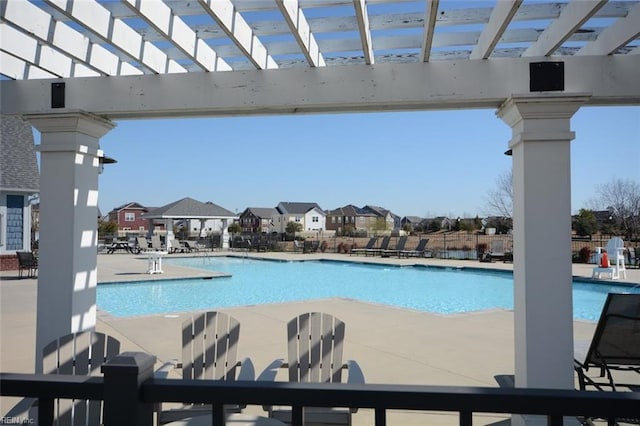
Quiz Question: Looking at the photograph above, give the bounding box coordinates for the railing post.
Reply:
[101,351,156,426]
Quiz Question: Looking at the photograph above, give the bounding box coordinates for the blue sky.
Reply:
[56,105,636,219]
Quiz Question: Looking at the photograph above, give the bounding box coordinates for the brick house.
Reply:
[239,207,278,234]
[106,202,151,235]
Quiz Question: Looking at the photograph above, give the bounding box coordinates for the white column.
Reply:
[26,112,115,372]
[222,219,230,249]
[497,94,588,426]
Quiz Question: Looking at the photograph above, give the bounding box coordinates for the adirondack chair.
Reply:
[156,311,256,425]
[33,331,121,425]
[258,312,365,426]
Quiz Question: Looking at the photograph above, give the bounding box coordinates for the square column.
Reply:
[26,112,115,372]
[497,94,588,424]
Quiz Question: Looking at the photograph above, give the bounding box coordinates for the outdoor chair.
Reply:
[16,251,38,278]
[481,240,509,262]
[366,236,390,257]
[381,236,408,258]
[401,238,430,258]
[350,237,377,256]
[258,312,365,426]
[574,293,640,424]
[17,331,121,425]
[156,311,256,425]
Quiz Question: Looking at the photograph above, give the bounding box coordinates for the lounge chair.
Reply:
[350,237,377,256]
[481,240,508,262]
[156,311,256,425]
[574,293,640,424]
[19,331,121,425]
[169,239,187,254]
[151,235,164,251]
[401,238,430,258]
[258,312,365,426]
[16,251,38,278]
[135,236,150,253]
[381,235,408,257]
[366,236,390,257]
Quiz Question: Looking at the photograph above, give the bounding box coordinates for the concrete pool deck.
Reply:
[2,251,639,424]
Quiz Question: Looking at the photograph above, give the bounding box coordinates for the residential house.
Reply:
[363,205,399,231]
[325,204,377,236]
[401,216,425,232]
[421,216,453,232]
[274,202,326,233]
[107,202,151,235]
[239,207,278,234]
[0,115,39,270]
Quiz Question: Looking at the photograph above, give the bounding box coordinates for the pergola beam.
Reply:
[470,0,522,60]
[353,0,374,65]
[41,0,186,74]
[420,0,439,62]
[197,0,277,70]
[276,0,326,67]
[523,0,607,57]
[3,55,639,119]
[122,0,231,72]
[576,3,640,56]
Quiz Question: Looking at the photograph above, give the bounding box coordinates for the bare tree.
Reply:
[593,178,640,236]
[484,169,513,219]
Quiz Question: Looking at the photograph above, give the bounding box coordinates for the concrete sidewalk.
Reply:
[1,251,638,424]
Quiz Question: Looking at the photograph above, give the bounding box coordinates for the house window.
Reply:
[124,212,135,221]
[312,216,318,223]
[295,216,301,222]
[139,226,145,231]
[331,217,336,224]
[122,227,131,231]
[6,195,24,251]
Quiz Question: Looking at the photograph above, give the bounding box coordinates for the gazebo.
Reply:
[1,2,639,423]
[141,197,238,249]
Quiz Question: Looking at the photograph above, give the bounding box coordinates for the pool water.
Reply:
[96,257,640,320]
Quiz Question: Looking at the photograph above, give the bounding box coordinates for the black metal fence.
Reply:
[2,352,639,426]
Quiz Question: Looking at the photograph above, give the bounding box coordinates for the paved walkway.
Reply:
[1,251,639,424]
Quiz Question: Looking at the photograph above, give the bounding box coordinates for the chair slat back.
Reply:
[584,293,640,367]
[288,312,345,383]
[395,236,408,251]
[182,311,240,381]
[491,240,505,254]
[414,239,428,252]
[42,332,120,426]
[378,237,390,250]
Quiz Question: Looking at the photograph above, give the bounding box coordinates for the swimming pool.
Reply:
[96,257,640,320]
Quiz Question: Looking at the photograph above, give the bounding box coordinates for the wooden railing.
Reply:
[1,352,639,426]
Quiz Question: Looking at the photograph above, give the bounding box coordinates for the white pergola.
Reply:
[1,1,639,422]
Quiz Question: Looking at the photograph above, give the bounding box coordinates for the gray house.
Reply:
[0,115,39,269]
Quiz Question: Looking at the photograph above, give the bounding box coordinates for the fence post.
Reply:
[101,351,156,426]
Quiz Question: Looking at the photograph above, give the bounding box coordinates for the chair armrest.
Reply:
[154,359,178,379]
[237,357,255,381]
[344,360,365,384]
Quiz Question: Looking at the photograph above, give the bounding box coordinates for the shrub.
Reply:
[577,246,592,264]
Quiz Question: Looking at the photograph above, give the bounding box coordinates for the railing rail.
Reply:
[2,352,639,426]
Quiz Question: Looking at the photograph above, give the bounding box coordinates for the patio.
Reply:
[2,252,638,424]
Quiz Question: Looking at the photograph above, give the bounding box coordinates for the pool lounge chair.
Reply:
[135,236,150,254]
[574,293,640,424]
[481,240,509,262]
[366,236,390,257]
[258,312,365,426]
[350,237,377,256]
[401,238,430,258]
[156,311,257,425]
[381,235,408,258]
